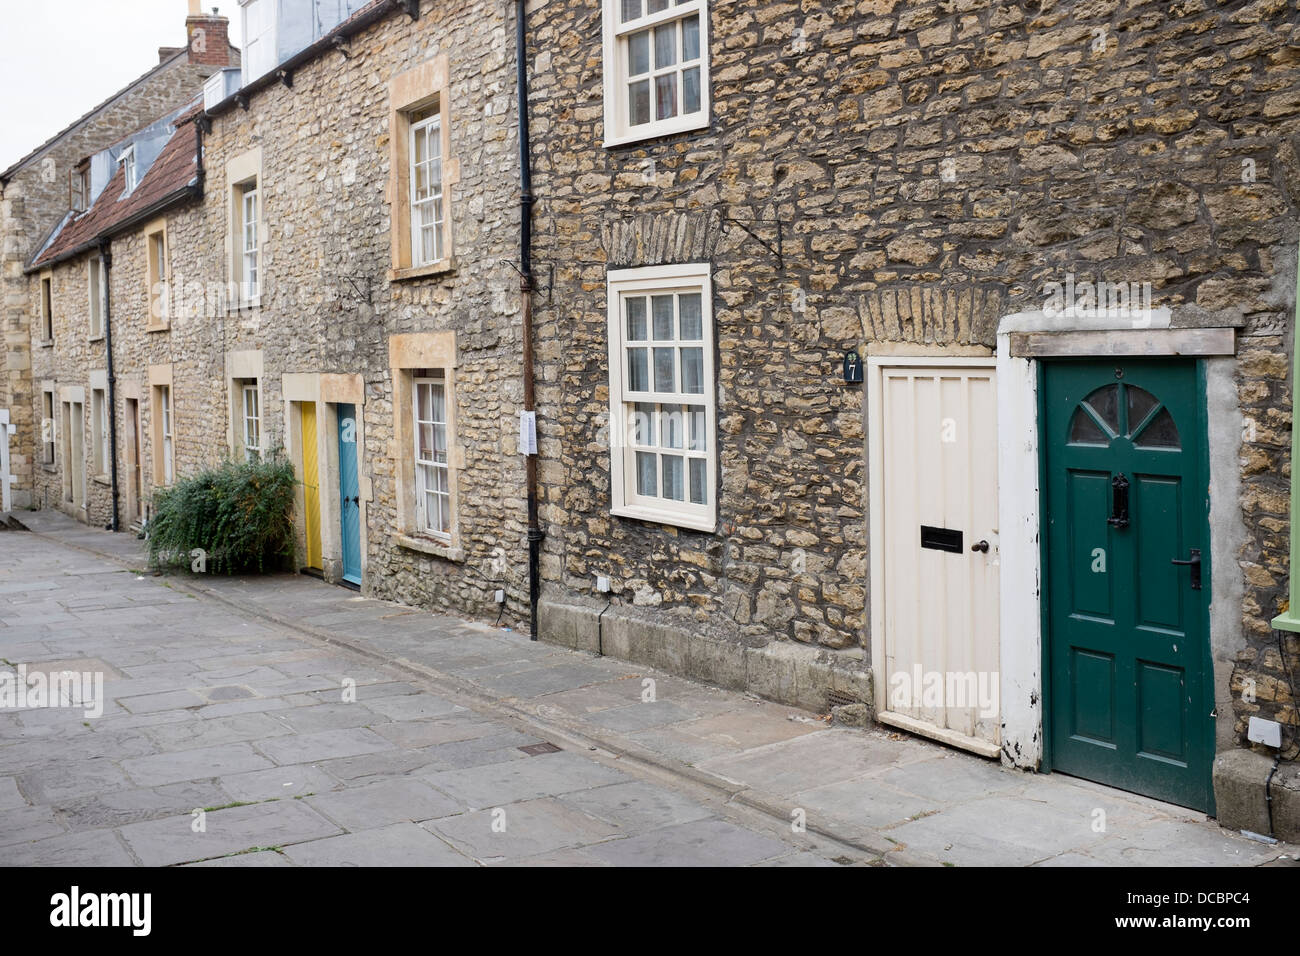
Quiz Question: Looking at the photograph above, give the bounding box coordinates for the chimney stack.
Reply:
[186,2,232,67]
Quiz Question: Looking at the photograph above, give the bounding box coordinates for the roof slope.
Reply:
[29,108,201,270]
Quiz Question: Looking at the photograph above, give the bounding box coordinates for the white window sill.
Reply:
[146,322,170,333]
[92,474,111,486]
[396,533,463,562]
[228,298,261,314]
[604,114,710,149]
[612,504,716,533]
[89,334,105,344]
[38,339,53,348]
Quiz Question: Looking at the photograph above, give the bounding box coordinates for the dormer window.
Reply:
[120,146,138,194]
[70,164,89,212]
[241,0,277,83]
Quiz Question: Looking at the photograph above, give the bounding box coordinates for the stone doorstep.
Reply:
[1212,750,1300,845]
[538,598,873,716]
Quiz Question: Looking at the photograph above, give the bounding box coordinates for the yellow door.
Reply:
[300,402,322,570]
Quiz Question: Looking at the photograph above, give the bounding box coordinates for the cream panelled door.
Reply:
[869,360,1001,757]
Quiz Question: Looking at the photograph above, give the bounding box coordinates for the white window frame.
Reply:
[241,0,278,84]
[88,256,104,339]
[159,385,174,485]
[412,374,451,538]
[606,262,716,531]
[602,0,710,147]
[42,391,56,465]
[241,184,260,302]
[120,145,137,194]
[408,109,445,267]
[241,383,261,460]
[91,388,108,477]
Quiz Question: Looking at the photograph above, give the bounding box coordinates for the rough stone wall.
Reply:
[528,0,1300,749]
[3,51,233,508]
[45,1,527,628]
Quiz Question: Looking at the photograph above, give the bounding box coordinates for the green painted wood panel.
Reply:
[1043,359,1213,811]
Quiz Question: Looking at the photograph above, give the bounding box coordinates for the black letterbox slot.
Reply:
[920,525,963,554]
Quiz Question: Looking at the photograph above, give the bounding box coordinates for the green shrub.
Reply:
[148,457,297,574]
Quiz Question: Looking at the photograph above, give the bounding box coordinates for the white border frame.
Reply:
[601,0,711,148]
[607,262,717,532]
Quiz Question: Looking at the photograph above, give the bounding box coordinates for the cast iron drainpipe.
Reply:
[100,242,120,532]
[516,0,544,640]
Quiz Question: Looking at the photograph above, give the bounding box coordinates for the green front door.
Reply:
[1043,358,1214,812]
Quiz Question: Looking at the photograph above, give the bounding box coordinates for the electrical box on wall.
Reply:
[1248,716,1282,748]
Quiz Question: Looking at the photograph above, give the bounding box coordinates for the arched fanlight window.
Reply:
[1068,383,1180,449]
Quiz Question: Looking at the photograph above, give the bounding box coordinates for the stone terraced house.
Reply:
[1,4,237,514]
[525,0,1300,826]
[10,0,1300,833]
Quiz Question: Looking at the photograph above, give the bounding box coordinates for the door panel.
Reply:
[300,402,322,571]
[1043,359,1212,811]
[876,364,1000,754]
[337,403,361,585]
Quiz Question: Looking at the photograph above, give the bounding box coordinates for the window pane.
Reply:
[683,66,701,114]
[662,407,683,448]
[654,24,677,69]
[681,347,703,394]
[417,383,432,421]
[678,292,702,338]
[621,0,640,22]
[647,0,670,14]
[655,72,677,121]
[682,13,700,59]
[419,423,435,458]
[661,455,684,501]
[636,451,657,496]
[633,402,655,445]
[653,347,675,392]
[629,79,651,126]
[651,295,674,339]
[689,458,707,505]
[625,296,647,340]
[628,30,650,75]
[628,348,649,391]
[687,406,707,450]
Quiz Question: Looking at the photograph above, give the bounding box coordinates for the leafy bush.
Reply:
[148,457,297,574]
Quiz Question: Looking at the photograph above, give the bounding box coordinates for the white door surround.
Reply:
[994,309,1238,770]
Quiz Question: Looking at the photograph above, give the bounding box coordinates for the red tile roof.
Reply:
[30,106,202,270]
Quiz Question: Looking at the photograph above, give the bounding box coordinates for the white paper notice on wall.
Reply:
[519,410,537,456]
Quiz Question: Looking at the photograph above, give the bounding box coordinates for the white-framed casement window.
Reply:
[155,384,174,486]
[606,263,716,530]
[409,106,445,267]
[91,388,108,477]
[413,372,451,537]
[241,0,277,84]
[88,256,104,339]
[602,0,709,147]
[241,185,259,300]
[120,145,137,194]
[145,221,169,329]
[241,383,261,460]
[42,390,56,465]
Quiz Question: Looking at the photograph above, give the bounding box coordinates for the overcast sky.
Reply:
[0,1,240,171]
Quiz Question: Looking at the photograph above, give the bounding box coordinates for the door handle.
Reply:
[1107,473,1130,529]
[1171,548,1202,590]
[970,540,989,553]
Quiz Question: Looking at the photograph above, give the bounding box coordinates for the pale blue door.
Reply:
[337,403,362,585]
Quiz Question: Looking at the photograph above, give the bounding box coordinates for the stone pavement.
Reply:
[3,510,1297,867]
